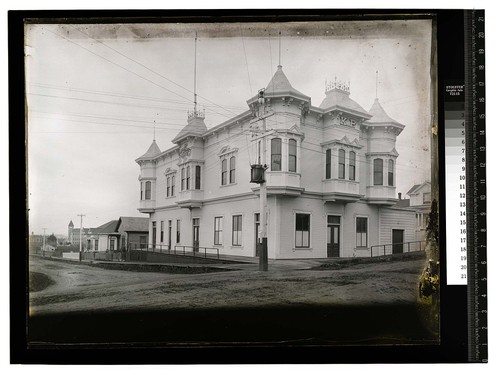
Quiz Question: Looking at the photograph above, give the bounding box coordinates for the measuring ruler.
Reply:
[464,9,487,363]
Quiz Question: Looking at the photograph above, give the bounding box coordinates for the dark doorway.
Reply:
[193,218,200,252]
[392,229,404,254]
[327,215,341,258]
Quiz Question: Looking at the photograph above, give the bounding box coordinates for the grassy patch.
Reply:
[29,272,55,292]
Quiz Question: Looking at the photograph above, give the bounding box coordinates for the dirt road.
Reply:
[29,255,426,314]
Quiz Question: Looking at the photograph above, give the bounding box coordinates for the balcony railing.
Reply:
[138,199,155,212]
[365,185,396,200]
[128,242,220,259]
[323,178,360,196]
[370,240,425,257]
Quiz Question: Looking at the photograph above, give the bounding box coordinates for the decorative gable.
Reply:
[218,145,239,158]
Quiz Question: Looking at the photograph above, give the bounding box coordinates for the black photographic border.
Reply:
[10,8,470,364]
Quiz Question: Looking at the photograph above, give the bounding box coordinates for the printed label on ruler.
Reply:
[445,83,467,285]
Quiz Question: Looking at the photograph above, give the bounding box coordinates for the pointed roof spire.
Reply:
[136,139,161,162]
[172,32,208,144]
[68,220,74,227]
[366,98,404,128]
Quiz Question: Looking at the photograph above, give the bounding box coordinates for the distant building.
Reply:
[407,182,432,241]
[86,220,120,252]
[116,216,149,250]
[135,65,421,259]
[74,217,150,252]
[29,232,44,253]
[67,220,91,248]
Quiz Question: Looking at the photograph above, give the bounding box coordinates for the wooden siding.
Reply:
[379,208,417,251]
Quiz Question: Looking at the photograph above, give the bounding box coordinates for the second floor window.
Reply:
[221,159,227,185]
[388,159,394,186]
[166,176,171,197]
[140,182,144,200]
[374,158,383,185]
[289,139,297,172]
[271,138,282,171]
[181,168,185,191]
[338,149,345,179]
[229,156,236,184]
[195,165,201,189]
[186,166,191,190]
[145,181,152,200]
[326,149,331,179]
[171,176,175,196]
[349,151,356,181]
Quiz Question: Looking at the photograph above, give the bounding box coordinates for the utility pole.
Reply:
[259,120,268,272]
[250,88,274,271]
[77,214,85,262]
[42,228,47,255]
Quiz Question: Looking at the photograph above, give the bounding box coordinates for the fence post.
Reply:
[408,242,410,253]
[383,245,386,256]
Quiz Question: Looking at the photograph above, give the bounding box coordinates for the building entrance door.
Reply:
[193,218,200,252]
[255,213,261,257]
[392,229,404,254]
[327,215,341,258]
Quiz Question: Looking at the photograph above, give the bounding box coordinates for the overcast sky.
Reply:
[25,19,433,236]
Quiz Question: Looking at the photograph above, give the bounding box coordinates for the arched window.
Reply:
[195,165,201,190]
[145,181,152,200]
[289,139,297,172]
[229,156,236,183]
[388,159,394,186]
[338,149,345,179]
[325,149,331,179]
[271,138,282,171]
[374,158,383,185]
[186,166,191,190]
[221,159,227,185]
[181,168,185,191]
[166,176,171,197]
[349,151,356,181]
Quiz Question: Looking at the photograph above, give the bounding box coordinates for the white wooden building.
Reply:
[135,65,419,259]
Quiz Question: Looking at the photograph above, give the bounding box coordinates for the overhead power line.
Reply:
[41,26,236,121]
[67,25,241,118]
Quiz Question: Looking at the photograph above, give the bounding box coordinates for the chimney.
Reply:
[398,192,402,200]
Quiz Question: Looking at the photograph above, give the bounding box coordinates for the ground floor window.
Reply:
[140,235,147,249]
[214,217,223,245]
[110,238,115,251]
[94,239,99,251]
[356,217,368,247]
[176,219,181,243]
[232,215,242,246]
[295,213,310,248]
[160,221,164,242]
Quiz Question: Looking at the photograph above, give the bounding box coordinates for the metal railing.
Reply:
[370,240,425,257]
[127,242,220,259]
